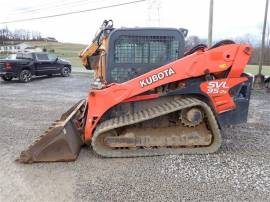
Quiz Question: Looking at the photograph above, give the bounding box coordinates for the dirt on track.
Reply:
[0,76,270,202]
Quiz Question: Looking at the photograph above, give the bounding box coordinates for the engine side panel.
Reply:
[165,76,253,128]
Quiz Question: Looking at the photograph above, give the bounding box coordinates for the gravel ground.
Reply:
[0,75,270,202]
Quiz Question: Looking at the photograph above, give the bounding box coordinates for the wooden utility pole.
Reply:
[259,0,269,75]
[208,0,214,47]
[254,0,269,89]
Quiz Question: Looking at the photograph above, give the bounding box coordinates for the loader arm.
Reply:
[79,42,100,69]
[79,20,113,69]
[84,44,252,142]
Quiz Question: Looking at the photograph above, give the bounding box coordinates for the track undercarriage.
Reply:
[92,97,221,157]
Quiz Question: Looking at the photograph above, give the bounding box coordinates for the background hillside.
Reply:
[0,41,86,67]
[29,41,86,67]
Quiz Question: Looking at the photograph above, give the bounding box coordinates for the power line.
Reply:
[6,0,125,16]
[9,0,101,15]
[0,0,146,25]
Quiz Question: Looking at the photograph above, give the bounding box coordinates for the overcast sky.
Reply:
[0,0,268,44]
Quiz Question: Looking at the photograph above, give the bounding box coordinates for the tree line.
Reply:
[0,27,42,44]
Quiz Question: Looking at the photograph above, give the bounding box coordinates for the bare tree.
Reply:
[185,36,207,51]
[0,26,43,43]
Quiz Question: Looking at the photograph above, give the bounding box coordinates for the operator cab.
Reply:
[85,21,187,83]
[107,28,187,83]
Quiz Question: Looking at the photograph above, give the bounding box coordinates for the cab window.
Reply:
[16,53,33,60]
[114,35,180,64]
[36,53,49,61]
[48,54,57,61]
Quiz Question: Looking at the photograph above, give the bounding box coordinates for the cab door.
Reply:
[35,53,58,75]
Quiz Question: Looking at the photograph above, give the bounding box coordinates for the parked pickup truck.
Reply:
[0,52,72,82]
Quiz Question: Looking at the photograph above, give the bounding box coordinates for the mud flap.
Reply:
[17,100,86,163]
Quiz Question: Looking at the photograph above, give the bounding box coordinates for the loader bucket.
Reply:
[17,100,87,163]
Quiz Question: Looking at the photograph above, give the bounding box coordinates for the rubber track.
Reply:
[92,97,222,157]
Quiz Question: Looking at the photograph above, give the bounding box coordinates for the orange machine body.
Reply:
[84,44,252,143]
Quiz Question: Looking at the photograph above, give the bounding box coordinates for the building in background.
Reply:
[0,42,42,53]
[43,37,58,42]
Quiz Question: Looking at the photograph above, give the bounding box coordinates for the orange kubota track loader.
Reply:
[17,20,253,163]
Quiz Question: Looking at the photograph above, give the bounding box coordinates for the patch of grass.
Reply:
[245,65,270,75]
[72,71,94,77]
[0,53,9,59]
[29,41,86,67]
